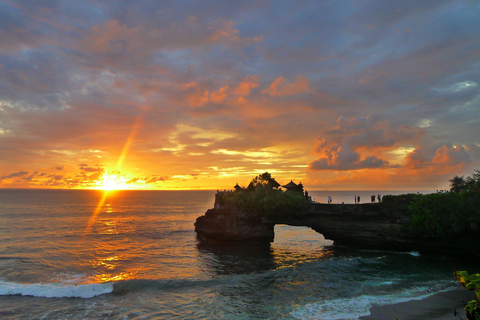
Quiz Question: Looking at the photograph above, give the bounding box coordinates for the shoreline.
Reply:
[360,286,476,320]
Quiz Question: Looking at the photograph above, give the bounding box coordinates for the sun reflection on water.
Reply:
[91,271,138,283]
[85,245,141,283]
[81,191,143,284]
[271,225,334,269]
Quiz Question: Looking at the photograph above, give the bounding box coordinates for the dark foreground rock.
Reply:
[194,208,274,244]
[195,202,480,258]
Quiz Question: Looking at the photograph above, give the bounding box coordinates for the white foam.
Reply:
[53,272,89,284]
[0,280,113,298]
[290,296,374,320]
[290,287,445,320]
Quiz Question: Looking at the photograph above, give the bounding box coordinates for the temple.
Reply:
[215,178,312,209]
[281,180,304,193]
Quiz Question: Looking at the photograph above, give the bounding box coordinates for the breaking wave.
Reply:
[0,280,114,298]
[0,277,222,299]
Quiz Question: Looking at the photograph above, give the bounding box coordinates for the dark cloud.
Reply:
[146,176,170,183]
[1,171,28,180]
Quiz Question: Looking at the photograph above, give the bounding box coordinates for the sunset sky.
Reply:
[1,0,479,191]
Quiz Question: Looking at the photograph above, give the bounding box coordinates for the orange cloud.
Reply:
[309,115,421,171]
[233,75,259,103]
[306,113,479,189]
[262,75,309,96]
[432,145,470,166]
[210,86,229,103]
[185,86,229,107]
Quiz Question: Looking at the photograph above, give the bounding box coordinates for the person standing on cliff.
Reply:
[354,195,357,204]
[357,195,360,203]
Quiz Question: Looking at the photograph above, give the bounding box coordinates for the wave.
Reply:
[0,277,222,299]
[0,280,113,298]
[289,281,456,320]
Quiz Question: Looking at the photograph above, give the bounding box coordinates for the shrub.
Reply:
[407,191,480,237]
[454,271,480,320]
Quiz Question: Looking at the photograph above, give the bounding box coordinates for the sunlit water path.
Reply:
[0,189,473,319]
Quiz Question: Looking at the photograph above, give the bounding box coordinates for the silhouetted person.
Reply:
[354,195,357,204]
[357,195,360,203]
[377,194,381,202]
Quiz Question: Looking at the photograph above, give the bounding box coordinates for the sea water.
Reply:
[0,189,474,319]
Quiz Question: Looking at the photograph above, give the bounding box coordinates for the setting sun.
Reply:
[94,173,129,191]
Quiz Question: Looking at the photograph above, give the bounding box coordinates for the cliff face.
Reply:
[275,203,480,256]
[195,202,480,258]
[194,208,274,244]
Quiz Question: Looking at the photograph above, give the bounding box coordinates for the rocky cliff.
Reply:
[195,208,274,244]
[195,202,480,258]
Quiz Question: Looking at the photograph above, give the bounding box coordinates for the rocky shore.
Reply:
[194,201,480,258]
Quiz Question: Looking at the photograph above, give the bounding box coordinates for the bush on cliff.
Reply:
[380,170,480,237]
[406,191,480,237]
[218,173,308,219]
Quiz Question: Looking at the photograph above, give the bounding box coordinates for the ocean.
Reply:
[0,189,474,319]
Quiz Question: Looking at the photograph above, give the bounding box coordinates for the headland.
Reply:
[195,173,480,258]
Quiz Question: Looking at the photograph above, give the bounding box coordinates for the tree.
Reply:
[450,170,480,192]
[470,169,480,191]
[450,175,466,193]
[247,172,279,190]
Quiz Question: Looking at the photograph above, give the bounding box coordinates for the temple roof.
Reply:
[270,178,281,188]
[282,180,298,188]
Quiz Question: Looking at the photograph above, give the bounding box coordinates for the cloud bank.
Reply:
[0,0,479,190]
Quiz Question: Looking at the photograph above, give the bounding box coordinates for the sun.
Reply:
[95,173,129,191]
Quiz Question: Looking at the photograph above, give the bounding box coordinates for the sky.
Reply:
[0,0,479,191]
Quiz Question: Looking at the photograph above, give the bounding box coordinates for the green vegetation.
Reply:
[217,172,308,219]
[450,170,480,193]
[406,169,480,237]
[407,191,480,237]
[454,271,480,320]
[381,170,480,237]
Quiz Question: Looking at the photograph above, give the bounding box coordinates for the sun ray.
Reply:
[85,112,145,234]
[114,112,144,173]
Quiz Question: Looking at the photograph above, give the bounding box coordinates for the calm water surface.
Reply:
[0,189,473,319]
